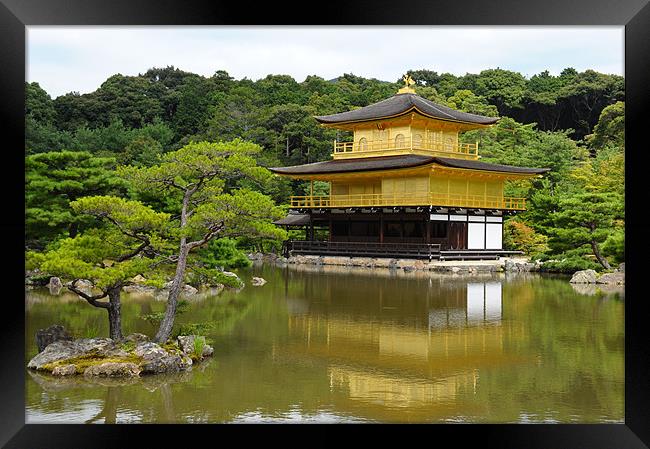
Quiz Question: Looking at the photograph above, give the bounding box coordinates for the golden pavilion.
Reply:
[270,77,550,260]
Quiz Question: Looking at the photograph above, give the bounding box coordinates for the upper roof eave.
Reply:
[313,93,499,127]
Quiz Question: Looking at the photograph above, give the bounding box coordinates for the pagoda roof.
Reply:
[273,213,311,226]
[269,155,550,176]
[314,93,499,126]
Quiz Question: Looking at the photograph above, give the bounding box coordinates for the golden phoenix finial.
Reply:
[398,74,416,94]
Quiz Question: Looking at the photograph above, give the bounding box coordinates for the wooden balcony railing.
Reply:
[289,193,526,210]
[333,137,479,159]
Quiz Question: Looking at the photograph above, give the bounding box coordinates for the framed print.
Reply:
[2,0,649,446]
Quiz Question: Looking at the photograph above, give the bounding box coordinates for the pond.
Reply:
[25,264,624,423]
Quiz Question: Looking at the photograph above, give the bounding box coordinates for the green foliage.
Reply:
[569,146,624,195]
[539,255,602,274]
[119,139,271,194]
[602,228,625,264]
[30,66,624,158]
[197,238,252,270]
[26,82,56,124]
[551,193,623,248]
[29,196,171,292]
[25,151,127,248]
[30,229,156,290]
[191,336,207,361]
[503,218,549,257]
[446,90,499,117]
[71,196,171,235]
[297,180,330,197]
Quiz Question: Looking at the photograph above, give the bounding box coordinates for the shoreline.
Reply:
[249,253,539,274]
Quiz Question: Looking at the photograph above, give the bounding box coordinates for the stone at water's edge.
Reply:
[569,269,625,285]
[251,277,267,286]
[504,258,537,273]
[51,364,76,376]
[617,263,625,273]
[570,269,599,284]
[36,324,73,353]
[47,276,62,290]
[596,272,625,285]
[28,338,115,370]
[133,341,192,374]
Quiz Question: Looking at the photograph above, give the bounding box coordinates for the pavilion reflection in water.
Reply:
[281,277,524,420]
[428,281,502,328]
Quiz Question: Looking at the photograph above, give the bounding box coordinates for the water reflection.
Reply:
[26,265,624,423]
[279,276,520,419]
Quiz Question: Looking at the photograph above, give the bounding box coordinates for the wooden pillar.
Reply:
[347,215,351,242]
[379,212,384,244]
[425,213,431,243]
[328,216,332,242]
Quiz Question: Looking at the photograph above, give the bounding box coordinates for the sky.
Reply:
[27,26,624,99]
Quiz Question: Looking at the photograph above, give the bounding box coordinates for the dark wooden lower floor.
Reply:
[282,240,523,260]
[277,209,511,258]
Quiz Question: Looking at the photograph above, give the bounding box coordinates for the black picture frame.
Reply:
[2,0,648,446]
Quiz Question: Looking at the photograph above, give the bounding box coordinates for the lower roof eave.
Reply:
[289,206,523,213]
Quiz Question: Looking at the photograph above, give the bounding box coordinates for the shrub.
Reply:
[503,218,549,257]
[197,238,251,270]
[192,336,206,360]
[538,255,602,274]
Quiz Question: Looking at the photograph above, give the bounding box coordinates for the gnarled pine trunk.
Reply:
[154,241,190,343]
[591,239,611,270]
[107,286,123,341]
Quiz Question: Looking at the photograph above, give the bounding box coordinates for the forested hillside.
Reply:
[26,66,625,272]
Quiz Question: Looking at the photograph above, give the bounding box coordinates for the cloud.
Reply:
[27,26,624,98]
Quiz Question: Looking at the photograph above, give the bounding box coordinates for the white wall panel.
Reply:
[485,223,503,249]
[468,223,485,249]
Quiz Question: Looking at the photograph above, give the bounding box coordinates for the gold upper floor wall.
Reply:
[291,166,528,210]
[331,113,485,160]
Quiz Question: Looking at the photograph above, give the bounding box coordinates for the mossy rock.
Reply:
[42,352,143,375]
